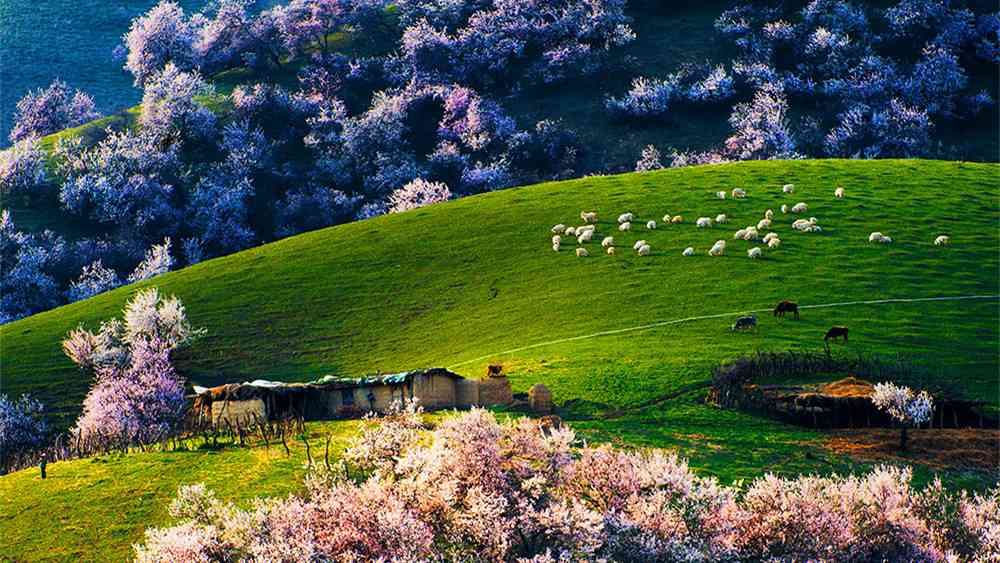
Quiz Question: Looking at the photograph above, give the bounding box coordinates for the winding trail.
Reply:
[447,294,1000,369]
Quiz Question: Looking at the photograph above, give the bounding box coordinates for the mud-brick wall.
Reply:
[479,376,513,406]
[456,379,481,408]
[212,399,266,425]
[413,374,457,409]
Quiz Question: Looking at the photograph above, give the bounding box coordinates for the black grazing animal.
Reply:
[731,314,758,332]
[824,326,849,343]
[773,300,800,319]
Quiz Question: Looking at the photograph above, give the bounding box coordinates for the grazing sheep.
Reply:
[601,236,615,248]
[565,226,576,236]
[552,235,561,245]
[551,224,566,234]
[633,240,648,251]
[934,235,950,246]
[671,215,683,224]
[733,228,748,240]
[552,243,561,252]
[747,247,762,259]
[580,211,598,224]
[646,220,657,230]
[783,184,795,193]
[576,224,595,234]
[682,247,695,256]
[781,204,789,214]
[731,314,757,332]
[619,222,632,232]
[576,247,589,257]
[767,237,781,249]
[709,240,726,256]
[793,218,820,233]
[834,187,845,199]
[577,230,593,244]
[791,202,808,213]
[618,213,633,224]
[606,246,617,256]
[662,214,673,223]
[732,188,747,199]
[868,232,892,244]
[757,218,772,230]
[637,244,651,256]
[716,191,727,200]
[739,227,760,241]
[765,209,774,220]
[762,232,779,243]
[696,217,713,228]
[715,214,727,224]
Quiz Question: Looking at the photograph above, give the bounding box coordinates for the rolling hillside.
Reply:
[3,159,998,428]
[2,158,998,561]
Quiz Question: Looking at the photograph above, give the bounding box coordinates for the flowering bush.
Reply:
[275,184,361,237]
[0,210,65,323]
[871,382,934,451]
[139,64,216,142]
[0,394,48,464]
[67,260,121,303]
[825,100,932,158]
[122,1,201,86]
[9,80,99,143]
[135,407,1000,561]
[634,145,664,172]
[66,288,202,444]
[388,178,451,213]
[128,238,175,283]
[606,76,679,120]
[0,137,47,198]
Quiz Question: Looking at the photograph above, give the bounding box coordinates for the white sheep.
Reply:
[565,226,576,236]
[580,211,598,224]
[617,212,633,224]
[696,217,713,228]
[762,232,779,243]
[716,191,727,200]
[747,247,762,259]
[671,215,683,224]
[792,218,820,232]
[576,224,595,233]
[868,232,892,244]
[767,237,781,249]
[646,220,657,230]
[552,243,561,252]
[662,214,673,223]
[715,214,728,224]
[552,235,561,245]
[781,204,789,214]
[551,224,566,234]
[733,228,748,240]
[606,246,617,256]
[834,187,845,199]
[934,235,950,246]
[682,247,695,256]
[576,247,589,257]
[765,209,774,220]
[577,230,594,244]
[637,244,651,256]
[709,240,726,256]
[782,184,795,193]
[619,222,632,232]
[757,218,772,230]
[791,202,808,214]
[740,226,760,241]
[601,236,615,249]
[633,240,648,251]
[732,188,747,199]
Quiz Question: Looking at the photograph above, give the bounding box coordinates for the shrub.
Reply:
[388,178,451,213]
[188,175,256,257]
[824,100,932,158]
[606,76,679,119]
[128,238,175,283]
[67,260,121,303]
[135,407,1000,561]
[275,184,361,237]
[635,145,664,172]
[139,63,216,142]
[0,394,48,464]
[0,137,47,198]
[0,211,65,323]
[9,80,99,142]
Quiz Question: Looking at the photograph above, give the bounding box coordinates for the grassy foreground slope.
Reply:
[3,159,998,428]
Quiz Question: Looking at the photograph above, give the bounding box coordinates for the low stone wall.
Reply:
[211,398,266,425]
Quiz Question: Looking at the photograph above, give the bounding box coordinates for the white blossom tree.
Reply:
[871,382,934,451]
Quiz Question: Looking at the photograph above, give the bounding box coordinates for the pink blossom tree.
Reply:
[9,80,99,142]
[387,178,451,213]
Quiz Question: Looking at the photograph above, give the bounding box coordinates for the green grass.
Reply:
[2,159,998,561]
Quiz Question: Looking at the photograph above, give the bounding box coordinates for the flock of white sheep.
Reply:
[549,183,952,260]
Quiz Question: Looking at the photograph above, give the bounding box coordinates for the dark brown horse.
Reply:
[824,326,849,343]
[773,300,799,319]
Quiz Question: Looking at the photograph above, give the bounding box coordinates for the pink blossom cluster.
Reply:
[136,406,999,561]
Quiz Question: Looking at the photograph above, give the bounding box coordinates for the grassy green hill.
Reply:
[2,158,998,562]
